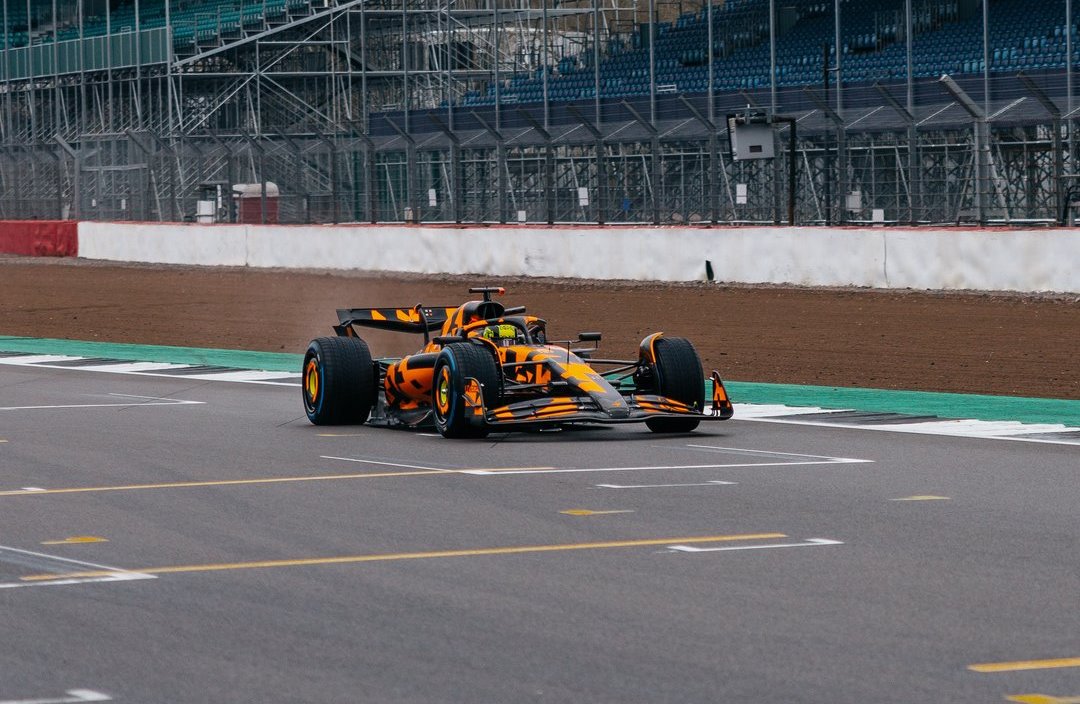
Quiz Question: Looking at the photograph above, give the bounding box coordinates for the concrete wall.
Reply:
[76,222,1080,293]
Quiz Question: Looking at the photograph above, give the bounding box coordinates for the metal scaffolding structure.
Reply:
[0,0,1077,225]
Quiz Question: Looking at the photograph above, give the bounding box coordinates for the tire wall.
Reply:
[0,220,78,257]
[73,222,1080,293]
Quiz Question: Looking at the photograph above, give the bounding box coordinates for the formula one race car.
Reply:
[302,287,733,438]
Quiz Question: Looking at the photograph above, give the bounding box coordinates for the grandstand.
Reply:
[0,0,1075,225]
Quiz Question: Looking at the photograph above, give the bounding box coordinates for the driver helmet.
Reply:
[481,323,522,347]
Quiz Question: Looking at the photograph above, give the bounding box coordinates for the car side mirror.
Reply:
[578,332,602,342]
[434,335,464,345]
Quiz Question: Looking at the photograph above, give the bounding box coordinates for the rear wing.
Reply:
[335,306,459,335]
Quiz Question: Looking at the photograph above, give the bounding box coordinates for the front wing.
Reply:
[458,371,735,429]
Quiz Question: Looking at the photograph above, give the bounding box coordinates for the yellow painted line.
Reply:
[970,658,1080,673]
[41,536,108,545]
[560,509,636,516]
[1007,695,1080,704]
[0,469,446,497]
[891,495,950,501]
[21,532,788,582]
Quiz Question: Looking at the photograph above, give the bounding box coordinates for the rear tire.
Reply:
[645,336,704,433]
[432,343,501,439]
[302,336,376,425]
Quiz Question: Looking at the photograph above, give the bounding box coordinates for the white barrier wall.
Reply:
[79,221,249,267]
[78,222,1080,293]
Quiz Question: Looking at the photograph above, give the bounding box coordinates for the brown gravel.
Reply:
[1,257,1077,399]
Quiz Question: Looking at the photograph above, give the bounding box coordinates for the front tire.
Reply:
[303,336,376,425]
[432,342,501,439]
[645,336,705,433]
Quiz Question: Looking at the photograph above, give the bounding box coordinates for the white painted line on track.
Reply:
[0,690,112,704]
[0,355,298,386]
[668,538,843,553]
[0,545,155,590]
[70,361,193,373]
[732,404,848,418]
[104,371,298,387]
[0,355,82,365]
[175,370,300,383]
[0,394,203,412]
[597,480,738,489]
[462,458,871,475]
[682,444,871,461]
[734,404,1080,446]
[319,456,454,472]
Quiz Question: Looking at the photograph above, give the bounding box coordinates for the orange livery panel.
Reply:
[384,353,437,407]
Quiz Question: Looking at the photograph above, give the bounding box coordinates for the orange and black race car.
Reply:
[302,287,734,438]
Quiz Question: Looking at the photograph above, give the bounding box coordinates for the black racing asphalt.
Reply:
[0,365,1077,703]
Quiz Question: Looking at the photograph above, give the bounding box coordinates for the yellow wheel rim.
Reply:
[436,367,450,415]
[305,359,319,403]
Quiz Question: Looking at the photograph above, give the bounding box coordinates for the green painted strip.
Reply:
[1,336,1077,428]
[715,380,1080,429]
[0,336,303,372]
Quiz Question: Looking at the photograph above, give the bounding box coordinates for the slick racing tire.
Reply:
[432,342,501,439]
[303,336,376,425]
[645,336,705,433]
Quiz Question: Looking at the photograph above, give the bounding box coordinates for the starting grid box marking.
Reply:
[0,546,155,590]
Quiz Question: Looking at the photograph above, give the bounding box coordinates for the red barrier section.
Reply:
[0,220,78,257]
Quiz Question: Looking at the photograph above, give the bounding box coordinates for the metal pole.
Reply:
[542,0,550,129]
[769,0,776,111]
[26,0,34,140]
[707,0,716,224]
[1068,0,1074,176]
[593,0,603,223]
[834,0,842,116]
[105,0,111,133]
[788,118,796,225]
[982,0,990,116]
[906,0,913,112]
[906,0,917,222]
[260,143,267,225]
[52,0,59,138]
[135,0,142,127]
[834,0,845,224]
[165,0,174,142]
[648,0,656,124]
[707,0,714,118]
[823,42,831,226]
[648,0,658,223]
[493,3,500,130]
[981,0,990,222]
[54,146,63,219]
[2,0,9,146]
[331,141,339,224]
[770,0,782,224]
[2,0,7,144]
[359,1,369,220]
